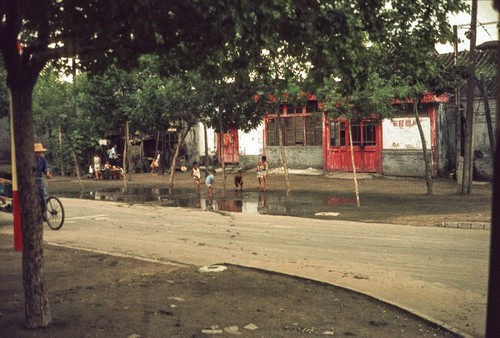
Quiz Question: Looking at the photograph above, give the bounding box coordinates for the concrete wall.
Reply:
[381,115,432,177]
[263,146,323,170]
[444,97,496,180]
[382,149,427,177]
[437,103,454,176]
[471,98,495,180]
[382,116,431,150]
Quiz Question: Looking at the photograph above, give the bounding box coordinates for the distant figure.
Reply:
[234,170,243,191]
[103,161,112,180]
[108,144,119,166]
[205,170,215,197]
[34,143,51,217]
[93,154,102,180]
[150,150,160,173]
[261,156,269,192]
[257,160,264,190]
[257,156,269,191]
[191,162,201,193]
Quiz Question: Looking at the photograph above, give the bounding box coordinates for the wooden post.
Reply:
[58,127,65,176]
[204,123,209,176]
[348,121,361,207]
[219,113,226,190]
[123,120,129,186]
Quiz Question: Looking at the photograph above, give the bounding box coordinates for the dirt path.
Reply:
[0,234,462,338]
[0,172,491,337]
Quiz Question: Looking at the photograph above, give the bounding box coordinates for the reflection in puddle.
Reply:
[58,187,355,219]
[324,197,358,205]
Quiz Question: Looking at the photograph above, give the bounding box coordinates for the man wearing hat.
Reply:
[34,143,51,217]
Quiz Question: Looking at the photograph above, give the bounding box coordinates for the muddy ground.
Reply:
[49,169,492,227]
[0,171,491,337]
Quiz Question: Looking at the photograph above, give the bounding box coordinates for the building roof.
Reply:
[436,46,497,97]
[477,40,500,50]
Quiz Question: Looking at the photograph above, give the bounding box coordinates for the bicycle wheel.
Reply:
[45,196,65,230]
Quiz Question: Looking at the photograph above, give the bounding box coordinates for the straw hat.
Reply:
[34,143,47,152]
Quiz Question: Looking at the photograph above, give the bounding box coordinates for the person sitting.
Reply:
[103,161,112,180]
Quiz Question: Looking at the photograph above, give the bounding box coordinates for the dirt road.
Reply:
[0,195,488,337]
[0,173,492,337]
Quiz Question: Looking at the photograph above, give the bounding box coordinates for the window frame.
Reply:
[265,101,322,147]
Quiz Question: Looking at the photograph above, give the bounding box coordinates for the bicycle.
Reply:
[43,195,65,230]
[0,179,65,230]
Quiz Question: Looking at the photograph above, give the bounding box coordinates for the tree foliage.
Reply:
[1,0,469,328]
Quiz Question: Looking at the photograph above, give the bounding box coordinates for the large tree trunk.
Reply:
[413,102,433,195]
[11,85,52,328]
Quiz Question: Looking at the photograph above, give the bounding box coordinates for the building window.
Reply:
[330,121,346,146]
[330,120,377,147]
[265,101,322,147]
[363,121,377,146]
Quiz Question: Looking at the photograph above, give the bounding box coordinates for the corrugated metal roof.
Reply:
[436,48,497,97]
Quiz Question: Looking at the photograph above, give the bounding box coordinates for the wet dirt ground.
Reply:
[46,169,492,227]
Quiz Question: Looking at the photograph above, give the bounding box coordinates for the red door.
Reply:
[217,128,240,164]
[324,118,382,173]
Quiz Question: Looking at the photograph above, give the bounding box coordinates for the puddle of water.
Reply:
[56,187,356,219]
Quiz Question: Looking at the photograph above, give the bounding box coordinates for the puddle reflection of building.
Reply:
[324,196,357,205]
[257,191,269,214]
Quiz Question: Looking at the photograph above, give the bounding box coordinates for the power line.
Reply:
[457,21,497,28]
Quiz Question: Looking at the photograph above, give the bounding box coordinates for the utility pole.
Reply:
[454,25,463,190]
[461,0,477,194]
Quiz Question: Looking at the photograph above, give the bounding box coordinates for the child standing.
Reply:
[191,162,201,193]
[234,170,244,191]
[257,160,264,190]
[261,156,269,192]
[205,170,216,197]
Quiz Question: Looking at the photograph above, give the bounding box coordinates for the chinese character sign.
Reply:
[383,118,431,150]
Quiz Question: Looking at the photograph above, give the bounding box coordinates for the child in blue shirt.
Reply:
[205,170,215,197]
